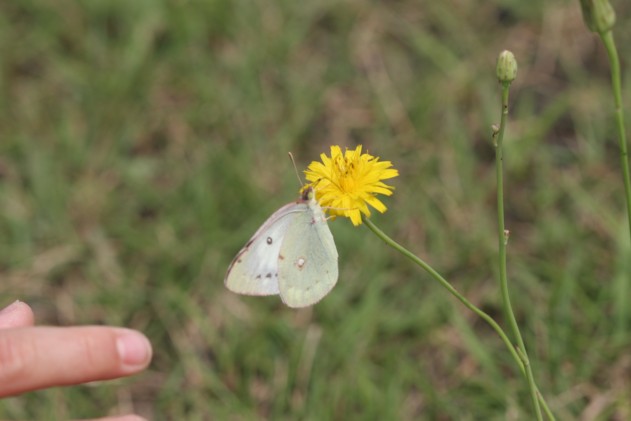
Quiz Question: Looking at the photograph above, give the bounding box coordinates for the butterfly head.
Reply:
[300,185,316,202]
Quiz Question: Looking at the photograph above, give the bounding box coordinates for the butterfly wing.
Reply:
[278,198,338,308]
[224,202,309,296]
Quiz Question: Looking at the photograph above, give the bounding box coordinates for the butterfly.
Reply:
[224,187,338,308]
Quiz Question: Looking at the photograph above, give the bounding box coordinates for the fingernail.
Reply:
[116,329,152,370]
[0,300,21,316]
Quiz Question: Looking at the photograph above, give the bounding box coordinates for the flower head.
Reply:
[304,145,398,226]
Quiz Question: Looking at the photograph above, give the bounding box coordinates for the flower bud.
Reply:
[496,50,517,84]
[579,0,616,34]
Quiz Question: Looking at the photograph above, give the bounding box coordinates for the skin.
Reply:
[0,300,152,421]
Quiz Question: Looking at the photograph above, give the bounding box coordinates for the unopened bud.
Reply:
[579,0,616,34]
[496,50,517,84]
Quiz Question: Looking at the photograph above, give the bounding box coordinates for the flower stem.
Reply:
[600,30,631,263]
[363,218,520,364]
[363,218,555,418]
[495,82,542,420]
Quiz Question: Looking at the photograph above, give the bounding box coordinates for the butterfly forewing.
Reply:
[224,202,309,296]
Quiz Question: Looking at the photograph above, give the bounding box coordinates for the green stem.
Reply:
[600,31,631,338]
[363,218,521,366]
[495,82,542,420]
[600,31,631,244]
[363,218,555,419]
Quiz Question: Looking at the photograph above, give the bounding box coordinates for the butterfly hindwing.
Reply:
[278,197,339,308]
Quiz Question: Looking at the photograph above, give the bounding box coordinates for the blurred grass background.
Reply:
[1,0,631,419]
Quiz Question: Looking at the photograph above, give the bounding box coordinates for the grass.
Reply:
[1,0,631,419]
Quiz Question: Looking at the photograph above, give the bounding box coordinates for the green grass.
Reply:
[1,0,631,419]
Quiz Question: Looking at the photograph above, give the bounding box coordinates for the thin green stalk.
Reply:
[495,82,542,420]
[363,218,555,419]
[600,30,631,250]
[363,218,520,366]
[600,16,631,349]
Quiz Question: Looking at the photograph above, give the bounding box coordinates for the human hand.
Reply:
[0,300,152,421]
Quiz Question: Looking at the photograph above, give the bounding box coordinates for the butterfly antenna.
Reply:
[288,152,304,187]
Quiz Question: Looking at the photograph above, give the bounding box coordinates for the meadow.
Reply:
[1,1,631,419]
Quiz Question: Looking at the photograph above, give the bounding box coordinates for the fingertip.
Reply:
[81,415,148,421]
[0,300,35,329]
[114,329,153,372]
[110,416,148,421]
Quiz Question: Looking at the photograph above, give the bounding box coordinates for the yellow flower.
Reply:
[304,145,398,226]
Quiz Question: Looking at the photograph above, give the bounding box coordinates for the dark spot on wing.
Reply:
[255,274,261,279]
[266,237,273,245]
[279,254,285,260]
[265,273,272,278]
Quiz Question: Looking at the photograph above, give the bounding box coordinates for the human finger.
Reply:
[0,326,152,397]
[0,301,35,329]
[78,415,147,421]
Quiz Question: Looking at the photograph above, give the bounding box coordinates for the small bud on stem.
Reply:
[496,50,518,84]
[579,0,616,34]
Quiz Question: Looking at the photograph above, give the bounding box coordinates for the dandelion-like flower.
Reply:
[305,145,398,226]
